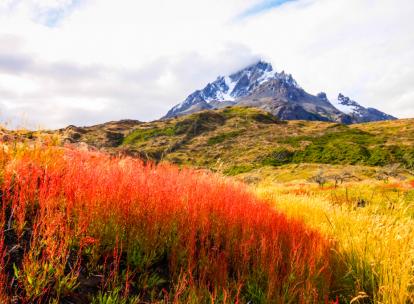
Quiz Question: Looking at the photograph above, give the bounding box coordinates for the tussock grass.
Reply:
[0,143,335,303]
[257,180,414,303]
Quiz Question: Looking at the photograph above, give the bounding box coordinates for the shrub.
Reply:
[367,146,392,166]
[0,144,335,303]
[402,148,414,169]
[293,142,370,165]
[261,147,294,166]
[207,131,243,145]
[224,164,255,175]
[284,127,414,168]
[123,127,176,145]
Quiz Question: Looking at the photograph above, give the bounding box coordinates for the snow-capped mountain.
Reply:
[164,61,279,118]
[164,61,396,123]
[331,93,396,123]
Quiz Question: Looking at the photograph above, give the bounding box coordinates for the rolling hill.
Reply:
[53,107,414,175]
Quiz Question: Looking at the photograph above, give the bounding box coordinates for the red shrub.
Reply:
[0,207,8,302]
[0,145,336,302]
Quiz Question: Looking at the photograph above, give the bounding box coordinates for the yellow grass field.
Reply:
[254,166,414,303]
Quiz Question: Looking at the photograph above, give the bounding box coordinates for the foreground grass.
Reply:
[0,143,336,303]
[257,179,414,303]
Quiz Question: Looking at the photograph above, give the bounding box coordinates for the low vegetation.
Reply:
[0,143,337,303]
[122,127,177,145]
[286,126,414,167]
[52,107,414,174]
[207,131,244,146]
[1,107,413,303]
[255,167,414,303]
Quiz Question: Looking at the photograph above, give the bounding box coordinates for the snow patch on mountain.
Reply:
[332,102,356,115]
[331,93,366,116]
[217,76,237,102]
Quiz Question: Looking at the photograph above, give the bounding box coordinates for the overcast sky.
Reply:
[0,0,413,129]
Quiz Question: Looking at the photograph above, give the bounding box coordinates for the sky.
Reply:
[0,0,413,129]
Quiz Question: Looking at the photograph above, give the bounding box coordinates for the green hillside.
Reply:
[56,107,414,175]
[1,107,414,303]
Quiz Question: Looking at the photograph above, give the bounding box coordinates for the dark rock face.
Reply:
[164,61,397,123]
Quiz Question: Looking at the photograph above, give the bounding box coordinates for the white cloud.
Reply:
[0,0,413,129]
[238,0,414,117]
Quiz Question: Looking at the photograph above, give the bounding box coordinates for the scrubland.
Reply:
[256,170,414,303]
[0,143,337,303]
[1,108,413,303]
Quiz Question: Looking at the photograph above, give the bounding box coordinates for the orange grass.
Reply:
[0,145,336,303]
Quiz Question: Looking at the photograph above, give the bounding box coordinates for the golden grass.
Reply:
[256,179,414,303]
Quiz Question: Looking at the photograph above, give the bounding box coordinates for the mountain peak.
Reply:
[332,93,397,122]
[164,63,396,124]
[337,93,355,104]
[317,92,328,101]
[252,60,273,72]
[335,93,360,112]
[237,60,273,71]
[164,60,280,118]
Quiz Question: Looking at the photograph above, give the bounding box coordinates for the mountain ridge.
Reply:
[164,61,396,123]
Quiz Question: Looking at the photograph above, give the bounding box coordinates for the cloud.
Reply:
[0,41,257,128]
[0,0,413,129]
[0,53,33,74]
[235,0,414,118]
[0,0,83,26]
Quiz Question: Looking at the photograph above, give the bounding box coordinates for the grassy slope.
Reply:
[256,174,414,303]
[0,144,335,303]
[62,110,414,303]
[55,107,414,175]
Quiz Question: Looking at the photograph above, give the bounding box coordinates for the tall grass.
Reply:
[257,181,414,303]
[0,143,335,303]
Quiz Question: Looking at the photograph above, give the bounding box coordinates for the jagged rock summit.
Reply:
[164,61,396,123]
[331,93,396,123]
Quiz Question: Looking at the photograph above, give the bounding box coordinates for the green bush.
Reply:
[221,106,257,119]
[207,131,243,145]
[224,164,255,176]
[251,113,279,124]
[293,141,370,165]
[367,147,391,166]
[123,127,176,145]
[402,148,414,169]
[262,148,294,166]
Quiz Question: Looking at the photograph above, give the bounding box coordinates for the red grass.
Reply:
[320,186,337,191]
[0,145,336,302]
[381,182,404,190]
